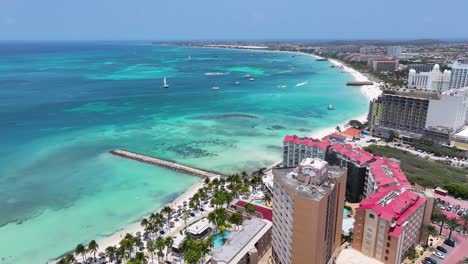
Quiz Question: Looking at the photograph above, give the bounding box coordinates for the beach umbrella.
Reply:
[98,252,105,258]
[178,205,182,209]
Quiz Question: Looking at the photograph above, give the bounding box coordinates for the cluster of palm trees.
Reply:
[56,169,271,264]
[57,240,98,264]
[431,207,464,239]
[178,235,214,264]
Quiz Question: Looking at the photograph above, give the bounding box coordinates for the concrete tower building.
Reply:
[272,158,347,264]
[449,61,468,89]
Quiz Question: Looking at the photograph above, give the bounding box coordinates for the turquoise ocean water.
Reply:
[0,43,368,263]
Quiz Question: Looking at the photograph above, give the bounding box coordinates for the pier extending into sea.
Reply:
[110,150,222,179]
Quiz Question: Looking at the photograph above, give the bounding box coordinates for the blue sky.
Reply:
[1,0,467,41]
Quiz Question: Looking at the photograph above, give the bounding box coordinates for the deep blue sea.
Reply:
[0,42,368,263]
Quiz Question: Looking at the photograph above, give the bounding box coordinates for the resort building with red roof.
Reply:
[279,135,435,264]
[282,135,330,167]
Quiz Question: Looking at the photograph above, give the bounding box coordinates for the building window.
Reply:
[387,242,390,247]
[369,214,375,219]
[385,257,388,261]
[387,236,391,241]
[386,249,389,254]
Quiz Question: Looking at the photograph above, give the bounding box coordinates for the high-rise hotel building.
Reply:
[449,61,468,89]
[272,158,347,264]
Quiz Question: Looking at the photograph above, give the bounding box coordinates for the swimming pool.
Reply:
[213,231,232,247]
[343,208,351,217]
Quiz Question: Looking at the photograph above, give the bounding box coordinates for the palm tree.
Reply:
[65,254,77,264]
[336,125,341,133]
[134,252,148,264]
[208,208,227,234]
[422,225,438,246]
[140,218,149,230]
[57,258,68,264]
[105,246,117,263]
[155,236,166,262]
[463,257,468,263]
[146,240,157,264]
[229,211,243,230]
[245,203,256,219]
[241,171,248,180]
[447,217,460,239]
[116,245,129,263]
[204,177,211,186]
[75,243,86,263]
[165,236,174,261]
[263,193,272,206]
[461,214,468,234]
[87,240,99,261]
[433,210,448,235]
[162,206,173,230]
[182,209,189,230]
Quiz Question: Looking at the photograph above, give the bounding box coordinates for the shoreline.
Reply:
[51,45,381,263]
[50,179,206,263]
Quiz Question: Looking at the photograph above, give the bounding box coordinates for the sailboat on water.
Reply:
[163,77,169,88]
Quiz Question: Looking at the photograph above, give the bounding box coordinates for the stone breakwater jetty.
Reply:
[110,149,222,179]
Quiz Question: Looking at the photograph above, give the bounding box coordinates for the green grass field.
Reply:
[364,145,468,188]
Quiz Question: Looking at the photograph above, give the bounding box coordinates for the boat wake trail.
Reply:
[205,72,226,76]
[296,81,308,87]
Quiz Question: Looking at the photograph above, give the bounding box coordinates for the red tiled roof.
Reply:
[329,142,373,165]
[368,157,411,189]
[341,128,362,137]
[235,200,272,222]
[358,189,426,237]
[283,135,330,150]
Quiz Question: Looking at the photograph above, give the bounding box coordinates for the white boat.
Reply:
[249,77,255,81]
[277,85,287,88]
[163,77,169,88]
[327,104,335,110]
[234,81,240,85]
[188,56,191,61]
[244,74,252,78]
[212,86,220,90]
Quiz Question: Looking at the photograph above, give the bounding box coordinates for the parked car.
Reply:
[424,257,438,264]
[432,251,445,259]
[444,238,455,247]
[436,246,448,253]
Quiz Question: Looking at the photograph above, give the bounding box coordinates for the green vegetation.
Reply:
[411,139,466,159]
[445,183,468,199]
[365,145,468,192]
[348,120,364,129]
[58,169,270,264]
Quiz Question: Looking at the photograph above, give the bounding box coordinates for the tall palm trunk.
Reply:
[439,220,445,235]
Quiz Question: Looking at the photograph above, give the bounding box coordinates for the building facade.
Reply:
[326,143,374,203]
[368,90,433,140]
[372,60,398,72]
[282,135,329,167]
[407,63,436,73]
[272,158,347,264]
[386,46,402,57]
[449,61,468,89]
[408,64,451,92]
[352,189,429,264]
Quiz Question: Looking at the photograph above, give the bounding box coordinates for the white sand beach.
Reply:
[50,179,208,263]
